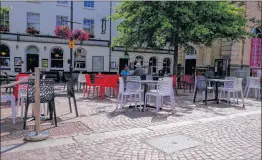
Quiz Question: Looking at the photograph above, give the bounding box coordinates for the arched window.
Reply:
[74,48,87,69]
[252,28,262,38]
[135,56,144,66]
[0,44,10,68]
[163,58,171,73]
[50,47,63,68]
[186,46,196,55]
[149,57,157,74]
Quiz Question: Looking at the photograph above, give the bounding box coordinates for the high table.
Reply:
[205,79,235,104]
[126,80,159,110]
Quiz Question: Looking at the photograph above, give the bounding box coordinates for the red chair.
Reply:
[14,73,30,99]
[83,74,97,98]
[183,75,194,92]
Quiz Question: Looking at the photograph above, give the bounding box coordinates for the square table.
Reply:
[205,79,235,104]
[126,80,159,110]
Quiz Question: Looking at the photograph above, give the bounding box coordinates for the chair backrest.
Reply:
[85,74,92,85]
[18,76,29,95]
[118,77,125,93]
[157,78,172,96]
[66,77,75,96]
[27,79,55,104]
[94,75,106,85]
[195,76,206,90]
[248,77,260,88]
[126,76,141,92]
[78,74,86,83]
[105,75,118,87]
[224,77,237,89]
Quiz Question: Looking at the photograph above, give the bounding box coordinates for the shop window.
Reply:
[135,56,144,66]
[50,47,63,68]
[0,44,10,68]
[149,57,157,74]
[163,58,171,73]
[74,48,87,69]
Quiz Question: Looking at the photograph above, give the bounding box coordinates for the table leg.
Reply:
[215,82,219,104]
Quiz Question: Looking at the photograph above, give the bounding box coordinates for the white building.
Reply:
[0,1,173,74]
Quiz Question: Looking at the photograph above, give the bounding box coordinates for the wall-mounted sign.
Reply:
[42,59,48,68]
[250,38,261,68]
[14,57,22,66]
[92,56,104,72]
[110,62,116,69]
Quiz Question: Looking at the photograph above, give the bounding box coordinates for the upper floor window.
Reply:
[27,12,40,31]
[56,16,68,26]
[186,46,196,55]
[252,28,262,38]
[0,10,9,32]
[83,19,94,34]
[57,1,68,5]
[84,1,94,8]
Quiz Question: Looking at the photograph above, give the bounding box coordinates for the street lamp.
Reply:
[124,51,129,59]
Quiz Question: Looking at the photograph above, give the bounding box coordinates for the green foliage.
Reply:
[112,1,255,48]
[0,6,11,15]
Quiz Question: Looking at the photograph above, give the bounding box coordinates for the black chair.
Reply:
[23,79,57,129]
[55,77,79,117]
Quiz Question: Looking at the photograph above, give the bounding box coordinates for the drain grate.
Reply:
[143,135,203,154]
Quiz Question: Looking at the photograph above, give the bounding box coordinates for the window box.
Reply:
[0,26,9,32]
[26,27,40,35]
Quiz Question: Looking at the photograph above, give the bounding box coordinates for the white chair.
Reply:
[145,78,175,114]
[78,73,86,91]
[245,77,260,99]
[17,76,29,118]
[116,76,143,111]
[219,77,245,106]
[1,95,16,124]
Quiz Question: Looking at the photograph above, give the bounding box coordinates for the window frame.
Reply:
[0,10,9,32]
[149,57,157,74]
[27,12,40,31]
[83,18,94,34]
[0,44,11,68]
[56,15,69,26]
[84,1,94,8]
[74,48,87,70]
[50,47,64,69]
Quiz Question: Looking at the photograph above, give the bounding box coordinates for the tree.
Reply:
[111,1,258,75]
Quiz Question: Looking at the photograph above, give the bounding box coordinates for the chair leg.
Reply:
[72,95,79,117]
[138,93,142,112]
[241,90,245,107]
[170,95,175,113]
[23,101,29,130]
[134,94,137,109]
[120,94,124,109]
[68,97,72,113]
[193,89,197,103]
[246,87,250,98]
[52,102,57,127]
[219,90,222,104]
[116,93,120,110]
[156,96,160,113]
[10,97,16,124]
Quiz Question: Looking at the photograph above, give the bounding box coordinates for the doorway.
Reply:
[185,59,196,75]
[119,58,129,73]
[27,54,39,72]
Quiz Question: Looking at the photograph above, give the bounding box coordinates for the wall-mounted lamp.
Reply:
[124,51,129,59]
[16,45,19,49]
[44,46,47,50]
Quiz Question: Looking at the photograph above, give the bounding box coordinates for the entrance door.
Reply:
[27,54,39,72]
[119,58,129,73]
[185,59,196,75]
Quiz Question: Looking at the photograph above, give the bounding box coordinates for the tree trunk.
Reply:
[173,42,179,75]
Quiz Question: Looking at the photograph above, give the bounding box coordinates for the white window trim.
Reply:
[83,18,95,34]
[26,12,40,31]
[0,10,9,30]
[56,15,69,26]
[57,1,69,7]
[83,1,95,9]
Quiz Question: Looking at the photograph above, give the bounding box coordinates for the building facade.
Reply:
[0,1,261,76]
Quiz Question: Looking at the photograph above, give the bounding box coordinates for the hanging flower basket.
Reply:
[72,29,89,41]
[0,25,9,32]
[26,27,40,35]
[54,26,72,39]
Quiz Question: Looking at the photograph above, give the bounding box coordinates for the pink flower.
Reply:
[54,26,72,39]
[72,29,89,41]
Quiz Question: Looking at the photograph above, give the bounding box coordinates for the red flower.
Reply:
[54,26,72,39]
[72,29,89,41]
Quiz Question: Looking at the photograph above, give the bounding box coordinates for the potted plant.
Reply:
[0,25,9,32]
[72,29,89,45]
[54,26,72,39]
[26,27,40,35]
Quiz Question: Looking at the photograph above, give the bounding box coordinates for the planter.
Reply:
[26,28,40,35]
[54,26,72,39]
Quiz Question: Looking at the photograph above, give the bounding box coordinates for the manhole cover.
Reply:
[143,135,203,154]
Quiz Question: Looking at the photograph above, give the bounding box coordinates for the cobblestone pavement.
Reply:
[1,87,261,160]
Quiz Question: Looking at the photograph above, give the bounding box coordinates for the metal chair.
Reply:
[55,77,79,117]
[23,79,57,129]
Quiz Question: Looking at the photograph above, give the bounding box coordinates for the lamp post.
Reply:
[61,1,81,75]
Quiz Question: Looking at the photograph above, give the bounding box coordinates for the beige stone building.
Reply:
[178,1,261,77]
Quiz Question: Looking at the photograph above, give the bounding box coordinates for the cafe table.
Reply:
[205,78,235,104]
[126,80,160,110]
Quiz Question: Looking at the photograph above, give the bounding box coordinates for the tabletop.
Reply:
[126,80,158,84]
[207,79,234,82]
